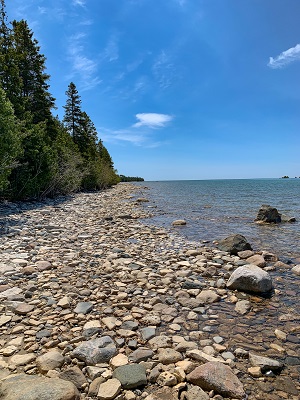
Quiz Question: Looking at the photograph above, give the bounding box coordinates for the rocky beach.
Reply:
[0,183,299,400]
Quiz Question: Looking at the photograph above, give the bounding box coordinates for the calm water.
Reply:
[134,179,300,261]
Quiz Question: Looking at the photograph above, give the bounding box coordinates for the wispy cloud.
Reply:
[268,44,300,69]
[133,113,173,128]
[100,113,174,146]
[67,32,101,90]
[152,50,177,89]
[103,36,119,62]
[73,0,86,7]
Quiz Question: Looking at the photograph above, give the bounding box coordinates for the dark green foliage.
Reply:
[0,86,22,191]
[119,175,144,182]
[0,1,120,200]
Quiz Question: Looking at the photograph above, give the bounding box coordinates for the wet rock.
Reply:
[196,289,220,304]
[217,234,252,255]
[0,373,79,400]
[72,336,117,365]
[235,300,251,315]
[291,265,300,276]
[249,353,284,373]
[172,220,186,226]
[187,361,245,399]
[113,364,147,389]
[255,205,281,223]
[226,264,273,293]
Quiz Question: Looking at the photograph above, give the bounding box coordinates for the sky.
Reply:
[5,0,300,180]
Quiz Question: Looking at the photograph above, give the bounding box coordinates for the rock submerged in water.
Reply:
[255,204,296,224]
[217,234,252,255]
[226,264,273,293]
[256,204,281,223]
[172,219,187,226]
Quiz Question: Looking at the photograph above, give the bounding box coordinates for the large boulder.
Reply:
[186,361,245,399]
[255,205,281,223]
[0,374,79,400]
[217,234,252,255]
[226,264,273,293]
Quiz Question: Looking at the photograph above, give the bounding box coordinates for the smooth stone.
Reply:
[246,254,266,268]
[172,220,186,226]
[113,364,147,389]
[0,373,79,400]
[187,361,245,399]
[59,366,87,389]
[217,234,252,255]
[110,354,129,368]
[98,378,122,400]
[36,351,64,374]
[226,264,273,293]
[0,315,12,327]
[14,303,34,315]
[10,353,36,366]
[291,265,300,276]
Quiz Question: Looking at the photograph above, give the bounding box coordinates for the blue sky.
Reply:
[6,0,300,180]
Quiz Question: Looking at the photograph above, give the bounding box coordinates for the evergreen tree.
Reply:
[10,19,55,125]
[0,86,21,191]
[80,111,98,159]
[63,82,83,141]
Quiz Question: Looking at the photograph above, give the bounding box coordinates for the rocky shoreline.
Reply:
[0,183,299,400]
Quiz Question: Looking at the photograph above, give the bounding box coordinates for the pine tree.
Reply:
[10,19,55,125]
[63,82,83,141]
[0,86,21,191]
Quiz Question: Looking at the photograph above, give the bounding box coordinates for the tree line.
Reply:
[0,0,120,201]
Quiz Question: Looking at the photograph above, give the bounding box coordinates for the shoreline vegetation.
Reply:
[0,183,299,400]
[0,1,121,202]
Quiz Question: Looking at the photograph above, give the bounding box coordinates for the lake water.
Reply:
[134,179,300,262]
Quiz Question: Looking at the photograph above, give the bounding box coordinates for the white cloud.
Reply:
[133,113,173,128]
[268,44,300,69]
[100,113,174,146]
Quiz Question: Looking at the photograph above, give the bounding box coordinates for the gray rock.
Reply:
[187,361,245,399]
[249,352,284,372]
[226,264,273,293]
[113,364,147,389]
[72,336,117,365]
[255,205,281,223]
[140,327,156,341]
[0,373,79,400]
[128,349,154,362]
[217,234,252,255]
[73,301,93,314]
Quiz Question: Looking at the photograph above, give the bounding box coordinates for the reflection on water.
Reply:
[134,179,300,260]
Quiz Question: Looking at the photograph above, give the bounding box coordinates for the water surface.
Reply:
[134,179,300,260]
